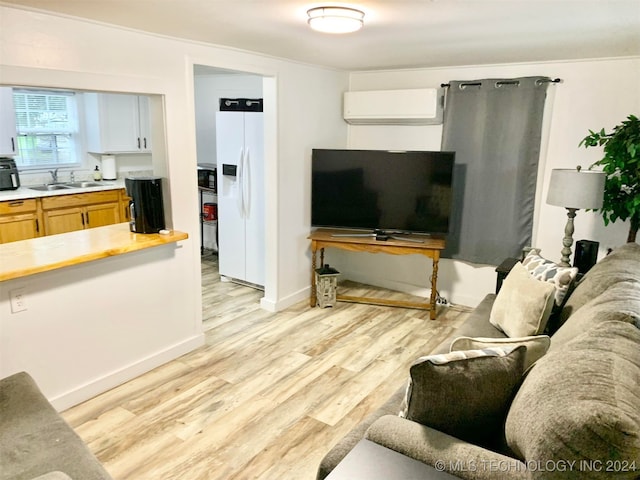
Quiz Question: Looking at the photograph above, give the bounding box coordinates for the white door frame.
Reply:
[189,59,279,311]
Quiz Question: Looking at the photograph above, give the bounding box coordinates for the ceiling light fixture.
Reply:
[307,6,365,34]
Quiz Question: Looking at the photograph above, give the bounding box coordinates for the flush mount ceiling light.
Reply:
[307,6,365,34]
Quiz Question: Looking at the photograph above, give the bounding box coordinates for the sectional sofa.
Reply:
[318,242,640,480]
[0,371,112,480]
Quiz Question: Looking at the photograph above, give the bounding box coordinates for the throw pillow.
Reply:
[522,251,578,307]
[450,335,550,371]
[489,262,555,337]
[399,346,526,448]
[505,321,640,479]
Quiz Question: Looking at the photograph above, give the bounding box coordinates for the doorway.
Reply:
[193,64,274,318]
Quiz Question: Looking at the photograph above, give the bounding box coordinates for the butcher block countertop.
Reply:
[0,223,188,282]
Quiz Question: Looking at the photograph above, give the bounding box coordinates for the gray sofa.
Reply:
[318,242,640,480]
[0,371,112,480]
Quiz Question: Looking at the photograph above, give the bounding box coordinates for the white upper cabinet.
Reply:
[0,88,18,157]
[84,93,152,153]
[137,95,151,151]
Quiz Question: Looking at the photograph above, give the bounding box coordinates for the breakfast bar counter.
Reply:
[0,223,188,282]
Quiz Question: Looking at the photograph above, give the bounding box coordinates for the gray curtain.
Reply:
[442,76,550,265]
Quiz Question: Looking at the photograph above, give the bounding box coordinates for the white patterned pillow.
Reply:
[450,335,551,371]
[522,252,578,306]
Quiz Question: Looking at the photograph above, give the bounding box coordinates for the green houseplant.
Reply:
[579,114,640,243]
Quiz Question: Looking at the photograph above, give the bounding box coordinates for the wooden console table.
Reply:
[308,229,446,320]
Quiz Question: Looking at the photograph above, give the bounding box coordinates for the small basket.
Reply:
[315,264,340,308]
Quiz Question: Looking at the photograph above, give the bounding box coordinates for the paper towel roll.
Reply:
[101,155,117,180]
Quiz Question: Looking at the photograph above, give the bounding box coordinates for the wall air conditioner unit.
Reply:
[343,88,444,125]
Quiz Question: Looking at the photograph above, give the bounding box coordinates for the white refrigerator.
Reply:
[215,111,265,287]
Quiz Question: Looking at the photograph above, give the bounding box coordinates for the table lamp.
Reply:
[546,166,606,267]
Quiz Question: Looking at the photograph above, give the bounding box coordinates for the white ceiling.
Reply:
[3,0,640,71]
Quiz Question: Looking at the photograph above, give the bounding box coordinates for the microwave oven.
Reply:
[197,163,217,191]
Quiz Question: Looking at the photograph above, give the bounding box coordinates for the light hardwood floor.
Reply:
[62,255,471,479]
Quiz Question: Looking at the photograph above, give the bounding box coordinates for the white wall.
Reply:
[194,73,263,165]
[94,152,153,177]
[337,58,640,307]
[0,248,202,410]
[0,5,348,409]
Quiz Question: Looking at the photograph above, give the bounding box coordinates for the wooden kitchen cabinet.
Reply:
[86,202,121,227]
[0,189,127,242]
[0,198,43,243]
[84,93,152,153]
[42,190,122,235]
[44,206,85,234]
[119,189,132,223]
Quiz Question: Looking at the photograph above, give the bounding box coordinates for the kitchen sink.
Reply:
[28,184,73,191]
[63,181,104,188]
[28,181,110,192]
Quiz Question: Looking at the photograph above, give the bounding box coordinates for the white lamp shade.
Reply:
[307,7,364,34]
[546,168,606,210]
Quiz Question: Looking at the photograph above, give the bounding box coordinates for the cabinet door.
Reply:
[0,87,17,157]
[120,190,132,222]
[101,93,141,152]
[137,95,152,151]
[85,202,120,229]
[86,93,141,153]
[0,213,39,243]
[44,207,85,235]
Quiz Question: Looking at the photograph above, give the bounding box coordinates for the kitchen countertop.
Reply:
[0,223,188,282]
[0,179,127,202]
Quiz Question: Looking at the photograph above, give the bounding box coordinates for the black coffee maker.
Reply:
[125,177,166,233]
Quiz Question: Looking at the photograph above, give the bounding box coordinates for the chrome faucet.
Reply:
[69,170,75,182]
[49,168,59,183]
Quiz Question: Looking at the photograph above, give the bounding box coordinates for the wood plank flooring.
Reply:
[62,255,471,480]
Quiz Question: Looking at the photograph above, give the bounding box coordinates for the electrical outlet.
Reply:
[9,288,27,313]
[436,296,449,306]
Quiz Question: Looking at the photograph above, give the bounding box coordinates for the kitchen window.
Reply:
[13,89,81,168]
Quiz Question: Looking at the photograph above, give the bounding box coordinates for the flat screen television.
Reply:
[311,149,455,236]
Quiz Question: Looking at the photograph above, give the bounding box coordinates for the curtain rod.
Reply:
[440,78,562,88]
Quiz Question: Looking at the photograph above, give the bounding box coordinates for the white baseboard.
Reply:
[263,286,310,312]
[50,334,205,412]
[451,293,486,309]
[260,296,278,312]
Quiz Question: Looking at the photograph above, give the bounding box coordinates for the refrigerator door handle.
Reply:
[243,148,251,218]
[237,147,245,217]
